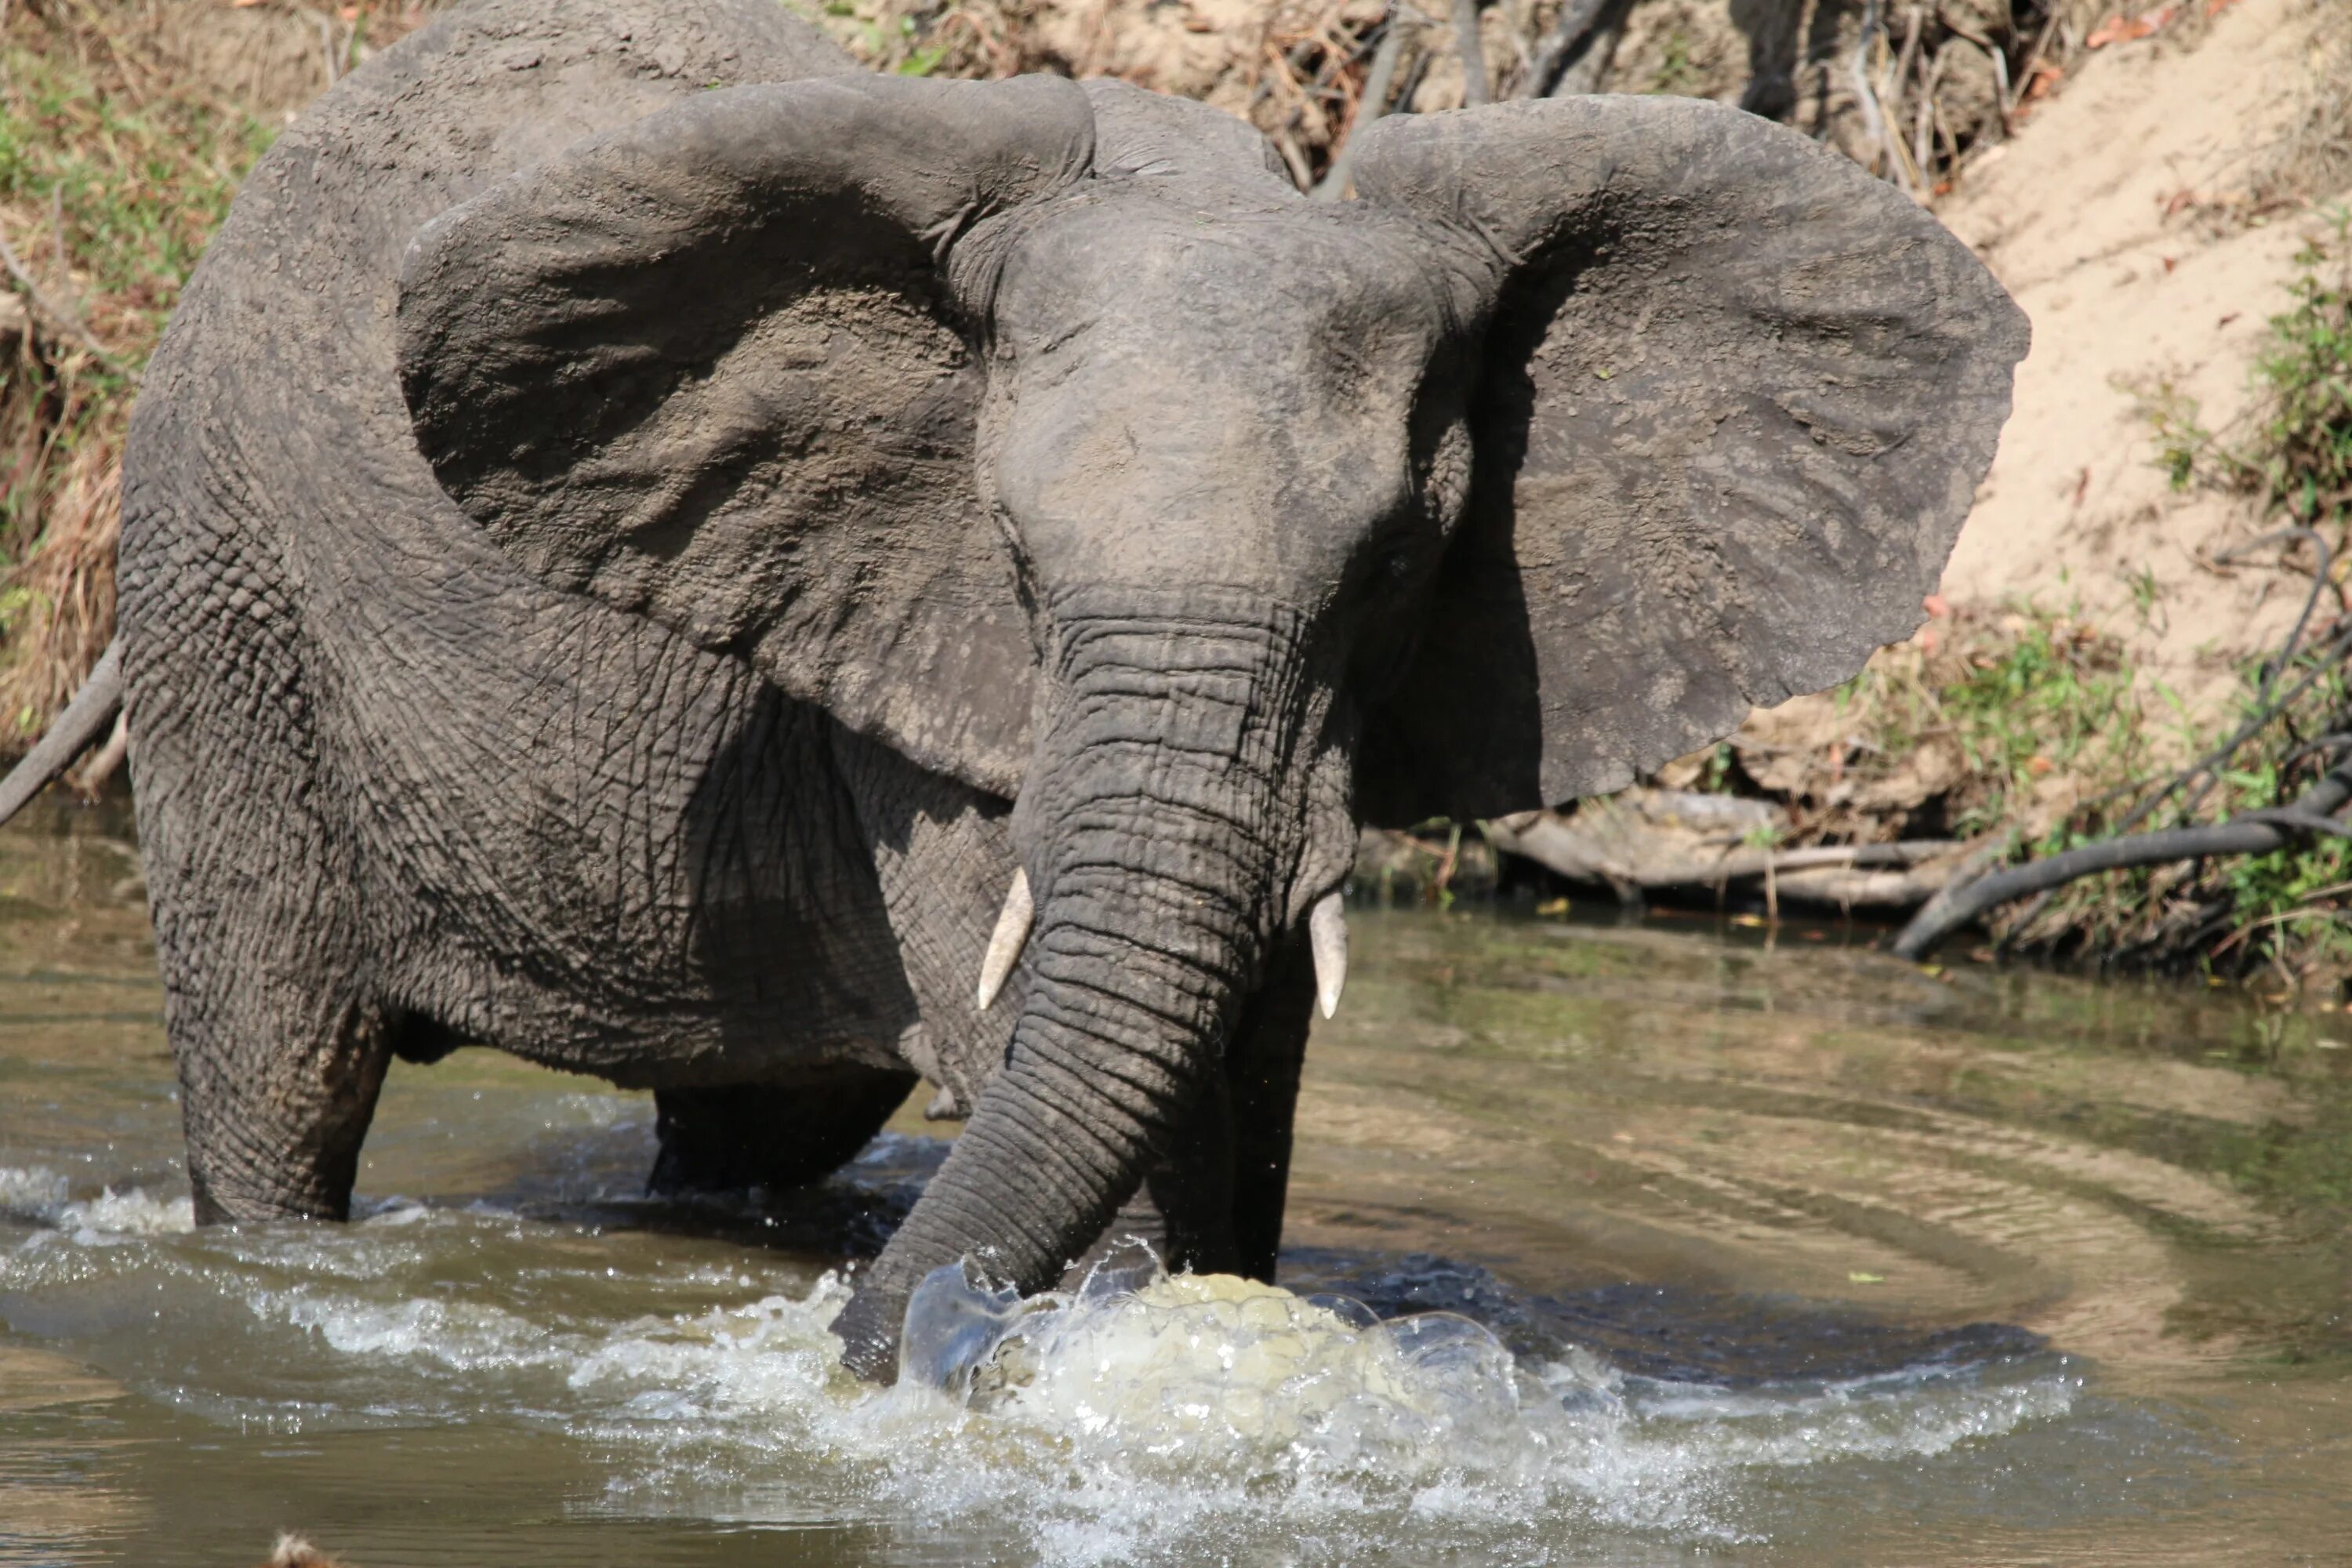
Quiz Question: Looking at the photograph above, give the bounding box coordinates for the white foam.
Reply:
[563,1260,2072,1560]
[0,1166,194,1242]
[0,1187,2080,1562]
[278,1292,562,1373]
[0,1165,70,1220]
[56,1188,195,1240]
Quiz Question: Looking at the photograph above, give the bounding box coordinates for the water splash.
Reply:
[0,1180,2082,1565]
[0,1164,193,1243]
[835,1248,2076,1563]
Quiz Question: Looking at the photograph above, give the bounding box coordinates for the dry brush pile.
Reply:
[822,0,2128,194]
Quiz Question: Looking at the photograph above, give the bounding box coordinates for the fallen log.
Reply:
[1484,791,1972,911]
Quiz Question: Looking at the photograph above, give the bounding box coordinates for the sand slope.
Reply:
[1936,0,2347,713]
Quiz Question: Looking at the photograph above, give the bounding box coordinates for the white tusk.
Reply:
[1308,891,1347,1020]
[975,867,1034,1011]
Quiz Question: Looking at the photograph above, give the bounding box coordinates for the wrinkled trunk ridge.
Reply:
[834,597,1319,1377]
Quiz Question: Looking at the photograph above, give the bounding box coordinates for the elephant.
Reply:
[0,0,2024,1379]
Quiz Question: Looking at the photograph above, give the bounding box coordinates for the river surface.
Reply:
[0,802,2345,1566]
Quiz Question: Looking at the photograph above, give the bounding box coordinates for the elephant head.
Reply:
[395,74,2025,1374]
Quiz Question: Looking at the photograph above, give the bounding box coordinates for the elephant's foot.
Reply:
[647,1069,917,1196]
[175,994,398,1226]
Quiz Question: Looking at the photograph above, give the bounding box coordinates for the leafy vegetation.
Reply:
[1688,601,2162,853]
[1992,217,2352,980]
[2250,218,2352,525]
[2143,208,2352,527]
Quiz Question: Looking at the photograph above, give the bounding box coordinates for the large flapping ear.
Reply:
[1347,96,2027,824]
[397,74,1094,799]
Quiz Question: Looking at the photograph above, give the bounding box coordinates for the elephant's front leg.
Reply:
[1070,931,1316,1284]
[1073,1074,1239,1282]
[160,927,397,1223]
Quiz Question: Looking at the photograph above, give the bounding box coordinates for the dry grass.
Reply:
[0,0,429,751]
[2249,0,2352,212]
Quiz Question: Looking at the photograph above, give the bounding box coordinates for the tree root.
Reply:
[1890,762,2352,959]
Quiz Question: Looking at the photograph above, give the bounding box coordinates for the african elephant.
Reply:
[0,0,2023,1377]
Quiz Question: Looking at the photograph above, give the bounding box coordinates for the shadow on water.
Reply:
[1277,1247,2045,1388]
[0,804,2345,1565]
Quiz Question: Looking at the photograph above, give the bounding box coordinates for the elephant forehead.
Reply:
[996,198,1450,383]
[994,364,1413,588]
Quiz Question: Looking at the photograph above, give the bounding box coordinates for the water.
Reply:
[0,802,2345,1566]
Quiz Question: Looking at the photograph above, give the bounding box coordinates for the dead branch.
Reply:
[0,223,134,379]
[1517,0,1610,99]
[1487,803,1971,911]
[1452,0,1487,106]
[1891,760,2352,959]
[1313,11,1414,201]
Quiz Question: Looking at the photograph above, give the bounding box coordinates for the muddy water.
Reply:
[0,804,2346,1566]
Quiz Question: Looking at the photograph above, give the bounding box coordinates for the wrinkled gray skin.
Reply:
[118,0,2024,1377]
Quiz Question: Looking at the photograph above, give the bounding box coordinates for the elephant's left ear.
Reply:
[397,74,1094,799]
[1347,96,2027,824]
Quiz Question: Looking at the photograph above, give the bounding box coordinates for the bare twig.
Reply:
[1518,0,1610,98]
[1851,2,1894,181]
[1452,0,1488,106]
[2005,9,2063,117]
[2056,531,2345,847]
[1313,13,1414,201]
[2154,528,2336,826]
[2211,903,2344,956]
[48,187,71,306]
[1985,41,2012,139]
[1394,40,1434,115]
[1893,3,1924,105]
[1552,0,1628,96]
[1912,31,1944,182]
[1432,821,1464,898]
[1497,1,1531,75]
[1271,124,1314,191]
[2224,526,2332,697]
[0,223,134,379]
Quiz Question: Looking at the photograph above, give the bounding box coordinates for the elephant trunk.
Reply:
[833,597,1318,1379]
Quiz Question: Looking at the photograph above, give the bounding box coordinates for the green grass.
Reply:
[2139,207,2352,527]
[2250,214,2352,524]
[0,21,273,361]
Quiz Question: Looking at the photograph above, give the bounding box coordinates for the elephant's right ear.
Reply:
[1347,96,2027,824]
[396,75,1094,798]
